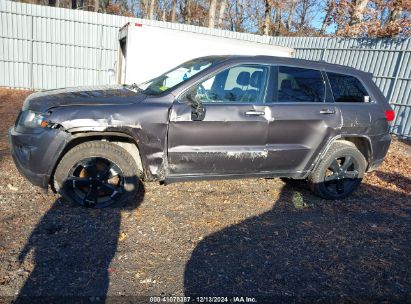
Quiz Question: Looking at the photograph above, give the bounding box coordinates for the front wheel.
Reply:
[309,141,367,200]
[54,141,141,208]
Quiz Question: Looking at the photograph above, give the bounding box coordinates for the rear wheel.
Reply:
[54,141,141,208]
[309,141,366,199]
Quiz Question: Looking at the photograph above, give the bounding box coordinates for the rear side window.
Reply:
[277,66,325,102]
[327,73,369,103]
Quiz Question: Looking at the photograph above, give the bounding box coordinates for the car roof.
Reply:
[211,55,372,78]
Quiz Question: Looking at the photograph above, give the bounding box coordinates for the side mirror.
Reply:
[187,92,206,121]
[191,103,206,121]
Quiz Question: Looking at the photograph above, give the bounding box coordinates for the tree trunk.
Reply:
[209,0,218,28]
[274,6,281,35]
[263,0,271,35]
[162,7,166,21]
[217,0,227,28]
[218,0,227,28]
[184,0,192,24]
[94,0,99,12]
[171,0,178,22]
[320,0,333,34]
[298,0,308,31]
[286,0,296,31]
[148,0,156,20]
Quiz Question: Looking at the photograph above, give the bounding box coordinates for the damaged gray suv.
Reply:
[9,56,394,207]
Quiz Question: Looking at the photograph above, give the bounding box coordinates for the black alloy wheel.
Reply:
[54,141,141,208]
[66,157,125,208]
[309,141,367,199]
[323,156,360,196]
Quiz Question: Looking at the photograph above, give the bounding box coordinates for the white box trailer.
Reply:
[116,23,294,85]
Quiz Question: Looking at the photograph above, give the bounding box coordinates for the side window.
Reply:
[185,65,269,103]
[277,66,325,102]
[327,72,369,103]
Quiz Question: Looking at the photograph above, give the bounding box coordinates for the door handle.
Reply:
[319,109,336,114]
[245,110,265,116]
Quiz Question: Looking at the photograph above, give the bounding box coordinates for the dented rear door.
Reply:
[264,103,341,173]
[262,66,342,174]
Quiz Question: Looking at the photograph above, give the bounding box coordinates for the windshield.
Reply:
[138,58,219,96]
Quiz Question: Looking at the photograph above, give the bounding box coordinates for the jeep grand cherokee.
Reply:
[9,56,394,207]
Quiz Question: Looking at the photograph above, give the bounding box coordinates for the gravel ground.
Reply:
[0,88,410,303]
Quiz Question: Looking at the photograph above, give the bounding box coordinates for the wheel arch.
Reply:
[338,136,373,166]
[49,131,146,190]
[308,135,373,177]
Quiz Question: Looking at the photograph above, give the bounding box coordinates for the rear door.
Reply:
[326,72,376,134]
[263,66,342,173]
[167,64,272,176]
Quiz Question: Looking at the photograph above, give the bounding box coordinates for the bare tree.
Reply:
[218,0,227,28]
[298,0,308,30]
[161,5,167,21]
[182,0,192,24]
[320,0,334,34]
[209,0,218,27]
[287,0,297,30]
[380,0,410,37]
[140,0,150,18]
[295,0,320,33]
[148,0,156,19]
[273,4,282,35]
[16,0,411,37]
[349,0,369,26]
[263,0,272,35]
[388,0,403,23]
[228,0,248,31]
[171,0,178,22]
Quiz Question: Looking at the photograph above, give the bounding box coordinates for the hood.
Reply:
[23,85,145,112]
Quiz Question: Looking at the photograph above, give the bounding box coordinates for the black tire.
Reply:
[54,141,141,208]
[309,141,367,200]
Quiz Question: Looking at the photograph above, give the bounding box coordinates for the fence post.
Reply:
[30,14,34,90]
[389,48,405,103]
[387,44,407,137]
[98,24,104,85]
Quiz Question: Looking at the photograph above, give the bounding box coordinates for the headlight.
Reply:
[17,110,49,129]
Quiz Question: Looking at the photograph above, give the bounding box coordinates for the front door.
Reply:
[167,64,272,177]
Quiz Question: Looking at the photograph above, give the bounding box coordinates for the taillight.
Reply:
[385,110,395,122]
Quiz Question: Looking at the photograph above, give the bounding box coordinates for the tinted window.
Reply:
[187,65,269,103]
[327,73,369,102]
[277,66,325,102]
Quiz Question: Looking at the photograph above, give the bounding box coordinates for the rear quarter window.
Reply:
[327,72,369,103]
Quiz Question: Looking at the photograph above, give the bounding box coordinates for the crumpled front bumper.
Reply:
[8,127,71,189]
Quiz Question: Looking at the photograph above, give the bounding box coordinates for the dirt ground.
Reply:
[0,88,410,302]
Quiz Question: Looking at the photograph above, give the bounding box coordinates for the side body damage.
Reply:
[9,56,392,192]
